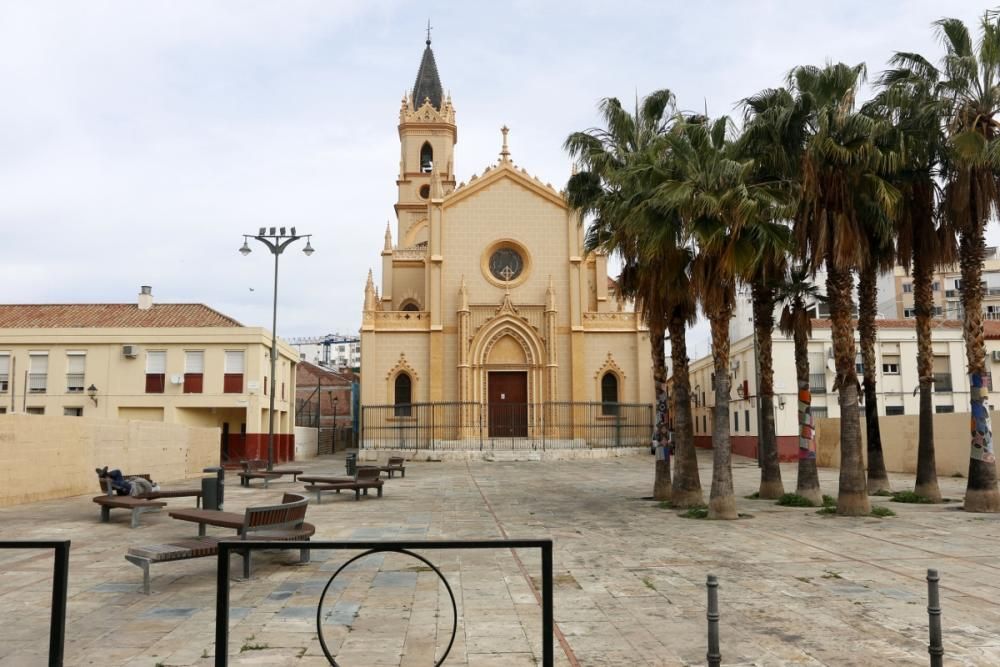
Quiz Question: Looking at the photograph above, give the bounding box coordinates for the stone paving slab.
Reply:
[1,450,999,665]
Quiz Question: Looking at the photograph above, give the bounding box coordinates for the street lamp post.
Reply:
[332,395,339,454]
[240,227,314,471]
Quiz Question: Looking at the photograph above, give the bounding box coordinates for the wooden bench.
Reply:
[98,473,202,507]
[377,456,407,478]
[238,459,304,488]
[93,495,167,529]
[125,493,315,594]
[303,466,384,503]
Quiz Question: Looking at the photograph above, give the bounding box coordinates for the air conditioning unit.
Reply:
[170,374,184,385]
[122,345,138,358]
[992,350,1000,363]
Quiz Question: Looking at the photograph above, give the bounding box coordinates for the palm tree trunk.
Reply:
[827,261,870,516]
[858,264,891,494]
[792,308,822,504]
[912,251,941,501]
[650,318,671,501]
[708,307,738,519]
[960,197,1000,512]
[669,314,704,508]
[752,281,784,498]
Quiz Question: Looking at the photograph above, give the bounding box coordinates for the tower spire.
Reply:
[500,125,511,163]
[412,28,444,109]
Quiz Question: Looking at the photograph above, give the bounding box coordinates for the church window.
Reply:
[489,247,524,282]
[601,372,619,415]
[420,142,433,173]
[394,373,412,416]
[401,301,420,312]
[419,184,430,199]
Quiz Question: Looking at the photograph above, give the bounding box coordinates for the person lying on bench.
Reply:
[97,467,160,496]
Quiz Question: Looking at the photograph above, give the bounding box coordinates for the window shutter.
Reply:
[29,354,48,373]
[0,355,8,375]
[185,351,205,373]
[146,351,166,374]
[225,351,245,373]
[66,354,86,374]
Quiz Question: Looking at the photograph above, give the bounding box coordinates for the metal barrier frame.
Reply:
[215,539,553,666]
[0,540,70,665]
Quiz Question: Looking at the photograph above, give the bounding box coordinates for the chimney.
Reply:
[138,285,153,310]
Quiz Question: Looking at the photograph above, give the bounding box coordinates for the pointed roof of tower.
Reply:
[412,34,444,110]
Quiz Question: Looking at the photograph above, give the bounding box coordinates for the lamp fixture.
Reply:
[239,240,252,256]
[87,384,98,406]
[303,239,314,256]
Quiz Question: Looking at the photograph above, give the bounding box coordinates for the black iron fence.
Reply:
[0,540,70,664]
[360,401,653,450]
[214,539,554,666]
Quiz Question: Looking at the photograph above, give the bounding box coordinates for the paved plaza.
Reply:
[1,451,999,666]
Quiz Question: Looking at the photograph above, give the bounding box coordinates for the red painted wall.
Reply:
[225,433,296,463]
[693,435,799,462]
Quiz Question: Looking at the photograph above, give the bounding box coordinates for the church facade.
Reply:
[359,39,653,447]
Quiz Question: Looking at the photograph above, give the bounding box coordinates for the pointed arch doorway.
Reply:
[488,371,528,437]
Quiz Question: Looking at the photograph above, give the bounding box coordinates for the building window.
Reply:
[886,405,905,416]
[744,410,750,432]
[0,353,8,392]
[702,415,707,433]
[25,407,44,415]
[932,281,940,291]
[904,308,915,318]
[281,382,285,400]
[935,405,955,414]
[855,354,864,375]
[394,373,412,416]
[28,353,48,393]
[811,407,829,420]
[809,373,827,394]
[64,407,83,417]
[933,356,952,392]
[224,351,245,393]
[601,373,619,415]
[0,407,6,414]
[733,410,739,432]
[184,351,204,393]
[903,283,913,293]
[882,356,900,375]
[145,351,166,393]
[66,352,85,393]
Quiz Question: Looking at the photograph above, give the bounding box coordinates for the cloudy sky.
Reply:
[0,0,994,351]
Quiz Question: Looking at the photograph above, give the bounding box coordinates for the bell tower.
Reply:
[395,31,457,247]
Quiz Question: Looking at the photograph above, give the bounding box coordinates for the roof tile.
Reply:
[0,304,242,329]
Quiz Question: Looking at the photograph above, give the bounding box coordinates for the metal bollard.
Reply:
[927,568,943,667]
[707,574,721,667]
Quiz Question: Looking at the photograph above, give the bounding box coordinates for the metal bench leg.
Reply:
[130,509,141,529]
[196,496,201,508]
[314,489,322,504]
[125,555,151,595]
[198,523,206,537]
[299,544,311,564]
[100,506,110,523]
[242,549,252,579]
[378,487,383,497]
[354,489,360,501]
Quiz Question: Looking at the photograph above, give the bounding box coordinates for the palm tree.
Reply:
[777,265,824,504]
[870,53,952,501]
[855,214,895,495]
[782,63,897,515]
[652,116,790,518]
[932,13,1000,512]
[564,91,702,503]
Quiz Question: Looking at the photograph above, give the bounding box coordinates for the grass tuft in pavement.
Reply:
[891,491,933,504]
[870,506,896,518]
[776,493,815,507]
[680,505,709,519]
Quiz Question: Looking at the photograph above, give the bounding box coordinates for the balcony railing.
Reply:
[361,401,653,450]
[809,374,827,394]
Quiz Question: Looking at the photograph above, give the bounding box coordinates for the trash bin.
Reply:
[202,466,225,511]
[345,453,357,477]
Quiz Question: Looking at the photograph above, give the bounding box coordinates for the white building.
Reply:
[686,318,1000,461]
[289,334,360,370]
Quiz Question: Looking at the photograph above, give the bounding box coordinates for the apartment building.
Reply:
[888,246,1000,320]
[686,318,1000,461]
[0,287,299,462]
[289,334,360,370]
